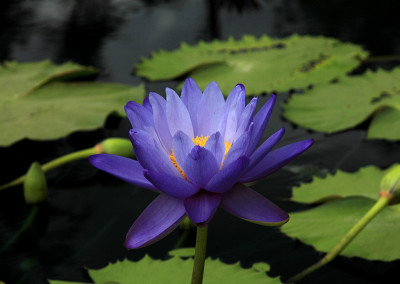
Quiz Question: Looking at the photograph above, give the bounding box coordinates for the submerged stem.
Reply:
[0,147,99,191]
[287,193,391,283]
[191,225,208,284]
[0,205,39,254]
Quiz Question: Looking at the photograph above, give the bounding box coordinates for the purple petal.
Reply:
[143,97,152,111]
[235,97,258,141]
[197,82,225,136]
[221,184,289,225]
[149,92,172,152]
[166,88,194,138]
[223,84,246,142]
[180,78,202,136]
[246,127,285,172]
[124,101,154,130]
[172,131,195,172]
[129,129,180,177]
[222,125,252,168]
[144,169,200,198]
[89,154,157,191]
[184,190,221,226]
[246,95,276,156]
[204,132,225,168]
[125,194,186,249]
[183,146,219,188]
[240,139,314,182]
[205,156,249,193]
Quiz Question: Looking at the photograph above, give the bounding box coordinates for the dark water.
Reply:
[1,0,400,283]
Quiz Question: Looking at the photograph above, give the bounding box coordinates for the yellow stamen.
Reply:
[169,135,233,178]
[192,135,209,147]
[169,152,187,179]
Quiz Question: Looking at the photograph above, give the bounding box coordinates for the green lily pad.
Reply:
[282,197,400,261]
[367,106,400,140]
[48,255,281,284]
[168,247,196,257]
[0,59,98,96]
[283,68,400,140]
[135,34,367,95]
[290,165,399,204]
[0,60,144,146]
[48,282,89,284]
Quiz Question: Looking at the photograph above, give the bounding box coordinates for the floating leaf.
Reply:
[282,197,400,261]
[168,247,196,257]
[367,106,400,140]
[283,68,400,140]
[48,281,89,284]
[0,60,98,96]
[48,255,281,284]
[135,34,367,95]
[290,165,399,204]
[0,61,144,146]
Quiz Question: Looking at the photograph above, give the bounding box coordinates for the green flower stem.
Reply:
[191,225,208,284]
[0,147,99,191]
[0,205,39,255]
[286,193,392,283]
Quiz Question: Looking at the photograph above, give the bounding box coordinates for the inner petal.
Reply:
[169,135,233,179]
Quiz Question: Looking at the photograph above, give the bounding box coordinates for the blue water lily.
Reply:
[89,79,313,249]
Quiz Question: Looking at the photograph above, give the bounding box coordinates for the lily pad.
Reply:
[0,61,144,146]
[282,197,400,261]
[283,68,400,140]
[48,255,281,284]
[367,106,400,140]
[290,165,399,204]
[0,59,98,96]
[135,34,367,95]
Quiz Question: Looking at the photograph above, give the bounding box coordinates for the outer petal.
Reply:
[246,95,276,156]
[197,82,225,136]
[124,101,154,130]
[246,127,285,172]
[235,97,257,141]
[129,129,180,177]
[142,97,152,111]
[144,169,200,199]
[204,132,225,168]
[149,92,172,152]
[166,88,194,138]
[124,194,186,249]
[205,156,249,193]
[89,154,157,191]
[183,146,219,188]
[223,84,246,142]
[240,139,314,182]
[180,78,202,136]
[221,184,289,225]
[172,131,195,172]
[184,190,221,226]
[222,124,252,168]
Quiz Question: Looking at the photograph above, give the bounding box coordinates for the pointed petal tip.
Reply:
[301,138,314,150]
[124,194,186,249]
[221,184,289,226]
[242,214,289,227]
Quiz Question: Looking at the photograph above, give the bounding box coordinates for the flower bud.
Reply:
[380,164,400,203]
[24,162,47,204]
[96,138,134,158]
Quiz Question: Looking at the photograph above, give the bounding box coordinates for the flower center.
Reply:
[169,135,232,179]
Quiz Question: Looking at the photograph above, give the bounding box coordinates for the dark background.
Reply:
[1,0,400,283]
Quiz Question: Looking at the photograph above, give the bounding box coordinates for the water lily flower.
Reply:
[89,79,313,249]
